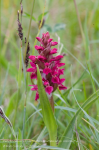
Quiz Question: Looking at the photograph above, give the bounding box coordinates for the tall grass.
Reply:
[0,0,99,149]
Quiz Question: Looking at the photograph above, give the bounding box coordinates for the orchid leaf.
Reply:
[37,65,57,147]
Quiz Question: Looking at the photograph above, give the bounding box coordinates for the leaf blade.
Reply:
[37,65,57,147]
[58,89,99,149]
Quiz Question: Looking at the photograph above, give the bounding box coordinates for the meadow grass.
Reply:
[0,0,99,149]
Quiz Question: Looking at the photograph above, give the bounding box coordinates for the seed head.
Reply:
[25,38,30,68]
[17,10,23,40]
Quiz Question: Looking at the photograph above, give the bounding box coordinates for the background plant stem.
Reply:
[24,0,35,61]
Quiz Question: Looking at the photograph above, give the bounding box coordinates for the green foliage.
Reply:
[37,65,57,147]
[58,89,99,149]
[0,0,99,149]
[38,11,48,21]
[23,12,36,21]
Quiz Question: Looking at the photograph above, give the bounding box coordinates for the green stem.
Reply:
[13,46,22,127]
[21,45,27,139]
[73,0,85,41]
[24,0,35,60]
[13,88,20,127]
[49,132,57,148]
[32,0,46,55]
[22,105,26,139]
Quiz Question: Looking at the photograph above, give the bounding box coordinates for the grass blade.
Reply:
[0,65,9,105]
[58,89,99,149]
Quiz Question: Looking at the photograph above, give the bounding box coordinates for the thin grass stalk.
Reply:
[73,0,85,44]
[20,29,27,142]
[32,0,46,55]
[13,88,20,127]
[24,0,35,61]
[19,1,27,139]
[13,46,22,127]
[87,62,99,117]
[73,0,90,61]
[21,1,36,140]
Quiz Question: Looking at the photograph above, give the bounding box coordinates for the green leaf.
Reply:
[44,24,52,32]
[23,12,36,21]
[37,65,57,147]
[58,89,99,149]
[38,11,48,21]
[55,106,76,113]
[53,23,66,32]
[32,145,68,150]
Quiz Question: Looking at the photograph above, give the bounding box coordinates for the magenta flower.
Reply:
[27,32,67,101]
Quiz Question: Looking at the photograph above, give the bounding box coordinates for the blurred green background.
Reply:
[0,0,99,149]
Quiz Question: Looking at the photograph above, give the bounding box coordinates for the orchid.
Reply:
[27,32,67,102]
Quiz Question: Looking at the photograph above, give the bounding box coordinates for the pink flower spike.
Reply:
[57,63,65,67]
[59,85,67,90]
[31,87,37,91]
[36,37,41,42]
[51,41,58,46]
[30,73,37,79]
[27,32,67,100]
[31,85,38,91]
[59,78,65,84]
[54,55,63,61]
[38,55,46,61]
[43,68,51,75]
[51,71,57,76]
[48,38,53,43]
[50,48,57,54]
[35,92,39,101]
[44,81,49,86]
[29,55,36,62]
[30,62,36,67]
[52,76,59,83]
[45,63,49,66]
[27,68,36,72]
[45,86,53,95]
[58,68,65,75]
[35,45,44,50]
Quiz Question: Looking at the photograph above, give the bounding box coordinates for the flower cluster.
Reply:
[27,32,67,100]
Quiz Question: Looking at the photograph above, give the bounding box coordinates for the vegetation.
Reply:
[0,0,99,149]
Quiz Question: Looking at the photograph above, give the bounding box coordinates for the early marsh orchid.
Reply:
[27,32,67,101]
